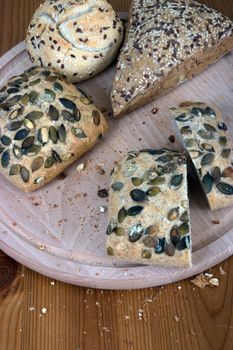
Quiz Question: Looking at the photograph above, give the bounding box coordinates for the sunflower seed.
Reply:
[201,153,215,166]
[31,157,44,172]
[71,127,87,138]
[26,111,44,120]
[127,206,144,216]
[221,149,231,159]
[41,89,55,102]
[191,107,204,116]
[170,226,180,245]
[111,181,124,191]
[34,176,45,185]
[189,150,203,159]
[217,122,227,131]
[118,207,127,223]
[219,136,227,146]
[216,182,233,195]
[200,143,215,152]
[92,110,101,125]
[167,207,180,221]
[44,156,56,168]
[154,238,165,254]
[38,127,49,146]
[204,106,216,118]
[48,105,59,121]
[164,242,175,256]
[175,113,193,122]
[170,174,183,189]
[14,128,29,140]
[178,223,189,235]
[49,126,58,144]
[58,124,66,143]
[131,177,143,186]
[29,91,39,104]
[53,82,63,92]
[145,224,159,236]
[62,152,74,162]
[130,188,147,202]
[212,167,221,183]
[22,136,35,149]
[107,247,114,256]
[197,129,214,140]
[176,235,191,250]
[143,235,159,248]
[146,186,161,196]
[1,135,11,146]
[142,250,152,259]
[59,98,76,110]
[20,166,30,183]
[106,219,117,235]
[9,164,21,176]
[13,145,22,159]
[128,224,144,242]
[114,227,125,236]
[23,118,35,130]
[202,173,213,194]
[180,211,189,223]
[203,123,216,133]
[52,150,62,163]
[180,126,192,135]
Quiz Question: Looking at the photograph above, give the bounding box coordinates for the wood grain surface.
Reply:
[0,1,233,349]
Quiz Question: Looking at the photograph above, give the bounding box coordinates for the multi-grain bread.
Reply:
[111,0,233,117]
[0,66,108,192]
[106,149,192,267]
[171,102,233,211]
[26,0,123,83]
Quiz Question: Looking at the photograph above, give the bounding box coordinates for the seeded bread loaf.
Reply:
[171,102,233,211]
[110,0,233,118]
[0,66,108,192]
[106,149,192,267]
[26,0,123,83]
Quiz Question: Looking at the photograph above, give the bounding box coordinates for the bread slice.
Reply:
[110,0,233,117]
[171,102,233,211]
[106,149,192,267]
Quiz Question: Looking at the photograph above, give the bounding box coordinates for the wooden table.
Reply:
[0,1,233,349]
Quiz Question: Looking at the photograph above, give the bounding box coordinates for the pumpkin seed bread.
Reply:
[0,66,108,192]
[110,0,233,117]
[26,0,123,83]
[106,149,192,267]
[171,102,233,210]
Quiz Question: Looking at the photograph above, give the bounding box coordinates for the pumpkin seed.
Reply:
[48,105,59,121]
[164,242,175,257]
[29,91,39,103]
[170,174,183,189]
[160,162,177,174]
[127,206,144,216]
[41,89,55,102]
[178,223,189,235]
[154,237,165,254]
[6,95,21,106]
[0,146,4,154]
[217,122,227,131]
[9,164,21,176]
[49,126,58,144]
[167,207,180,221]
[146,186,161,196]
[45,75,57,83]
[203,123,216,133]
[201,153,215,166]
[221,149,231,159]
[24,144,41,157]
[148,176,165,186]
[7,87,20,94]
[145,224,159,236]
[38,127,49,146]
[143,167,158,180]
[140,149,167,155]
[9,107,23,120]
[118,207,127,223]
[180,211,189,223]
[34,176,45,185]
[142,250,152,259]
[44,156,56,168]
[13,145,22,159]
[202,173,213,194]
[143,235,159,248]
[22,136,35,149]
[58,124,66,143]
[212,167,221,183]
[156,154,173,163]
[216,182,233,195]
[128,224,144,242]
[53,82,63,92]
[29,78,41,86]
[200,143,215,152]
[115,227,125,236]
[73,107,81,122]
[189,150,203,159]
[219,136,227,146]
[197,129,214,140]
[71,127,87,138]
[61,110,76,123]
[23,118,35,130]
[175,113,193,122]
[184,138,198,148]
[0,85,7,93]
[204,106,216,118]
[106,219,117,235]
[191,107,204,116]
[180,126,192,135]
[92,110,101,125]
[14,128,29,140]
[111,181,124,191]
[26,111,44,120]
[131,177,143,186]
[21,94,29,105]
[59,98,76,110]
[31,157,44,172]
[7,121,22,131]
[1,135,11,146]
[170,226,180,245]
[222,167,233,178]
[107,247,114,256]
[20,166,29,183]
[62,152,74,162]
[130,188,147,202]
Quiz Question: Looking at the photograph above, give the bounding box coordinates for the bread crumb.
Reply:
[219,266,226,275]
[174,316,180,322]
[41,307,47,314]
[76,163,85,172]
[190,273,210,288]
[212,220,220,224]
[29,307,35,312]
[209,278,220,287]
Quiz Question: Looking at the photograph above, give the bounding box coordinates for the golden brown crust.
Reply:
[0,67,108,192]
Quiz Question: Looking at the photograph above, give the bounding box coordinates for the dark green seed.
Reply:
[180,126,192,135]
[61,110,75,123]
[48,105,59,121]
[170,174,183,188]
[216,182,233,195]
[9,164,21,176]
[29,91,39,103]
[49,126,58,144]
[131,177,143,186]
[201,153,215,166]
[71,127,87,138]
[204,107,216,118]
[22,136,35,149]
[6,95,21,106]
[7,121,22,131]
[154,238,166,254]
[53,82,63,92]
[52,150,62,163]
[142,250,152,259]
[14,128,29,140]
[148,176,165,185]
[31,157,44,172]
[118,207,127,223]
[130,189,147,202]
[197,130,214,140]
[164,242,175,257]
[176,235,191,250]
[115,227,125,236]
[178,223,189,235]
[41,89,55,102]
[111,182,124,191]
[29,78,41,86]
[146,186,161,196]
[45,75,57,83]
[1,135,11,146]
[184,138,198,148]
[24,144,41,157]
[106,219,117,235]
[170,226,180,245]
[107,247,114,256]
[212,167,221,183]
[219,136,227,146]
[73,108,81,122]
[92,110,101,125]
[127,206,143,216]
[21,94,29,105]
[143,236,159,248]
[26,111,44,120]
[7,87,20,94]
[20,166,30,183]
[202,173,213,194]
[191,107,204,116]
[44,156,56,168]
[221,149,231,159]
[156,154,173,163]
[59,98,76,110]
[180,211,189,223]
[160,162,177,174]
[58,124,66,143]
[167,207,180,221]
[128,224,144,242]
[203,123,216,132]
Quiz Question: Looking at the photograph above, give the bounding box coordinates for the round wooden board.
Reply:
[0,42,233,290]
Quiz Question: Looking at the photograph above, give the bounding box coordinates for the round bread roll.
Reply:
[26,0,124,83]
